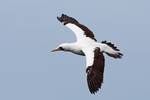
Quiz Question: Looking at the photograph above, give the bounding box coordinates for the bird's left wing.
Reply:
[82,47,105,94]
[57,14,97,42]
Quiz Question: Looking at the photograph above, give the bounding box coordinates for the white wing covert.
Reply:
[57,14,97,42]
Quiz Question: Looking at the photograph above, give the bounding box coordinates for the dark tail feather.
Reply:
[101,40,120,51]
[106,52,123,59]
[102,40,123,58]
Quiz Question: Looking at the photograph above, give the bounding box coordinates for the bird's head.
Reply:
[51,43,69,52]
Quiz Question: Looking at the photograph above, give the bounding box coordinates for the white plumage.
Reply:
[52,14,123,94]
[66,23,85,41]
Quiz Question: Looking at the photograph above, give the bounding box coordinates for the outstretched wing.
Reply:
[57,14,97,41]
[82,47,105,94]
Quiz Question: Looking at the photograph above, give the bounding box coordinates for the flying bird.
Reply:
[52,14,123,94]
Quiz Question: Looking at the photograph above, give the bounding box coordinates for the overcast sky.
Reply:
[0,0,150,100]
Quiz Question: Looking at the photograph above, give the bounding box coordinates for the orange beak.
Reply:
[51,47,61,52]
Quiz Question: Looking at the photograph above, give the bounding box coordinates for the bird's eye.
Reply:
[59,47,64,50]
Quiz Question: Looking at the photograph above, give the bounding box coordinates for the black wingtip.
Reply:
[57,14,79,25]
[61,13,65,16]
[57,16,61,22]
[57,14,67,24]
[57,14,64,22]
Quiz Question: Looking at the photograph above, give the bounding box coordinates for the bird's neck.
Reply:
[62,43,83,55]
[63,43,77,51]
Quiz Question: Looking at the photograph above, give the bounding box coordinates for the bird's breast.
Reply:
[70,49,85,56]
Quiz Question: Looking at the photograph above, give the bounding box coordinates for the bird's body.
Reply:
[59,42,85,56]
[52,14,123,94]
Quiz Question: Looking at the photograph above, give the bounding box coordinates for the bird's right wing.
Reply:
[57,14,97,42]
[82,47,105,94]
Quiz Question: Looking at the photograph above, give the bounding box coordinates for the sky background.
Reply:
[0,0,150,100]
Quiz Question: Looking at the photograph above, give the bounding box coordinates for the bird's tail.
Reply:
[100,41,123,59]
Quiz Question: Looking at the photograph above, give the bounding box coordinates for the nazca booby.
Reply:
[52,14,123,94]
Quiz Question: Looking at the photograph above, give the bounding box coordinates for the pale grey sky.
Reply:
[0,0,150,100]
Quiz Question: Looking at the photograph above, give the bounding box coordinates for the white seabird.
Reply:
[52,14,123,94]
